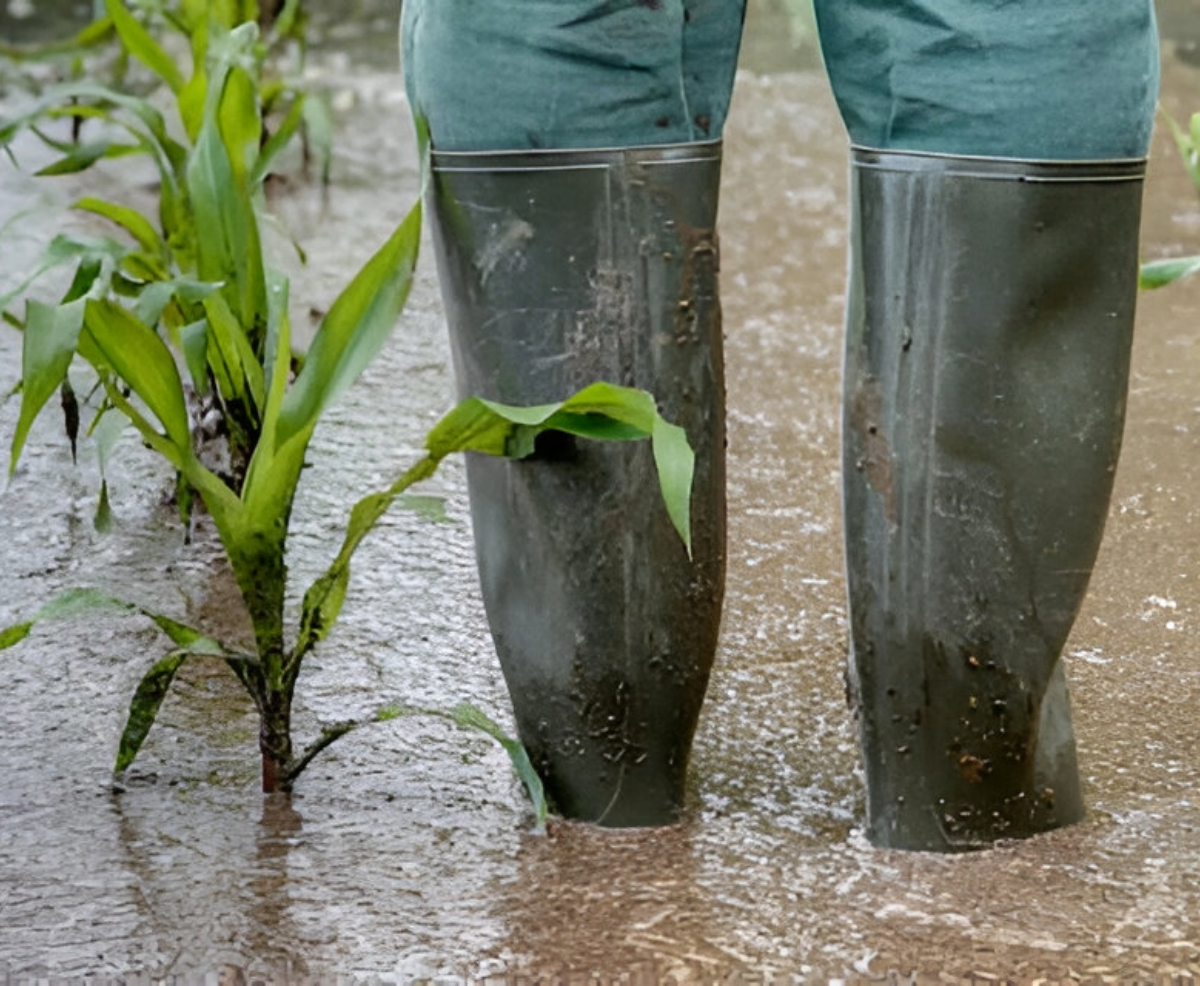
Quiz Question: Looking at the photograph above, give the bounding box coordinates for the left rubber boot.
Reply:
[427,141,727,827]
[841,148,1147,851]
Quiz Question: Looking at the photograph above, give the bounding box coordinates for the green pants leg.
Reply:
[401,1,746,826]
[814,0,1160,850]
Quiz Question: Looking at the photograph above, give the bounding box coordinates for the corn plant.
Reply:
[0,18,696,812]
[0,0,312,99]
[1,4,326,496]
[1141,109,1200,290]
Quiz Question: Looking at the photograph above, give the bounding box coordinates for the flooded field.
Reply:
[1,2,1200,981]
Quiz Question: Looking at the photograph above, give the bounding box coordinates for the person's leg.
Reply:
[402,1,746,826]
[814,0,1158,159]
[814,0,1159,851]
[403,0,744,151]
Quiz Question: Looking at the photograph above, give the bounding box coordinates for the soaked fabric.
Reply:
[813,0,1160,159]
[400,0,746,151]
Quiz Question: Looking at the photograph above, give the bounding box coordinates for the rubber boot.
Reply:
[841,148,1147,851]
[427,142,727,827]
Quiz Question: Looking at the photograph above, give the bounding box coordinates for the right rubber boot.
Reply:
[841,148,1147,851]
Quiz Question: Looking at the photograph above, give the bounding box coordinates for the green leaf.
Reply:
[271,0,303,43]
[187,56,267,344]
[179,319,210,393]
[61,257,106,304]
[449,702,548,832]
[178,64,208,143]
[1140,255,1200,290]
[114,652,188,772]
[293,385,695,666]
[146,613,226,654]
[0,624,33,649]
[82,298,192,451]
[11,298,87,476]
[373,703,549,831]
[1,588,133,650]
[132,279,187,329]
[296,565,350,653]
[423,383,696,553]
[94,480,114,533]
[91,408,127,529]
[105,0,185,94]
[74,196,165,257]
[276,200,422,447]
[1,587,234,773]
[218,65,262,184]
[0,234,125,316]
[203,292,266,412]
[35,140,141,176]
[650,415,694,558]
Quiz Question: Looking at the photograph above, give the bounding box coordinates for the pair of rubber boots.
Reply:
[426,140,1146,850]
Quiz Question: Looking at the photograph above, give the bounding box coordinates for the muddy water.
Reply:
[2,3,1200,981]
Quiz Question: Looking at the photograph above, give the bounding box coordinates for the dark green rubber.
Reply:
[841,148,1146,851]
[428,142,728,827]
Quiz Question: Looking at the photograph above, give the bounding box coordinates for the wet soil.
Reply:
[2,2,1200,981]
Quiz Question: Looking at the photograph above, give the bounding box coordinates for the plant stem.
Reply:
[258,681,294,793]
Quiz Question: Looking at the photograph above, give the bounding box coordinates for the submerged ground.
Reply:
[1,2,1200,981]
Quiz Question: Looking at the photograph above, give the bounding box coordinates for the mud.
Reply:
[1,1,1200,981]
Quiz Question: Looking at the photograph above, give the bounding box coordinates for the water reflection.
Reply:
[491,823,740,981]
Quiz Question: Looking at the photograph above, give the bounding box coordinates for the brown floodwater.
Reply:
[1,2,1200,981]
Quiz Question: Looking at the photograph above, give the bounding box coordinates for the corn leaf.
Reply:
[202,291,265,411]
[424,383,695,554]
[0,589,131,651]
[0,586,237,774]
[105,0,185,94]
[11,299,86,475]
[187,51,267,343]
[271,0,303,42]
[92,409,127,531]
[115,652,188,772]
[81,298,191,450]
[133,277,218,329]
[275,201,422,449]
[649,415,695,555]
[295,385,695,664]
[74,196,165,257]
[218,65,261,184]
[179,319,210,392]
[374,703,549,832]
[36,140,141,176]
[1140,255,1200,290]
[0,234,125,315]
[0,81,188,178]
[450,703,548,832]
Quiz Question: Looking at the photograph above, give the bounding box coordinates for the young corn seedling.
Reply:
[2,5,326,498]
[1,19,696,819]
